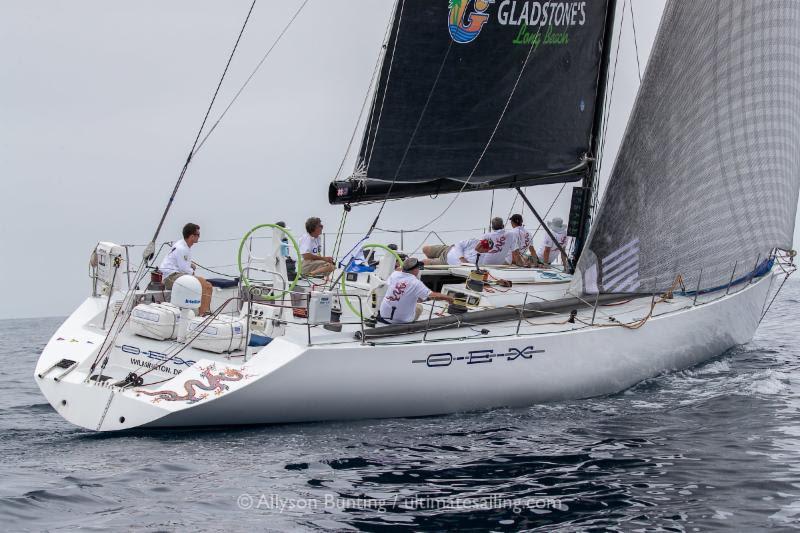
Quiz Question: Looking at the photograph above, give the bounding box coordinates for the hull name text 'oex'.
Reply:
[413,345,544,368]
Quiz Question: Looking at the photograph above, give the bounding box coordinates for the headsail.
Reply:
[330,0,612,204]
[571,0,800,295]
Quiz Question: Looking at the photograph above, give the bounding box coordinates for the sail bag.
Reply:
[571,0,800,295]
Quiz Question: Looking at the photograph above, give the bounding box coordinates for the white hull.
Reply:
[35,271,776,431]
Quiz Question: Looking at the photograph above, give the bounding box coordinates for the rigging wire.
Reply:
[331,207,349,261]
[629,0,643,83]
[146,0,259,257]
[372,41,453,226]
[377,37,541,234]
[334,0,399,180]
[327,0,402,271]
[193,0,311,159]
[194,262,238,278]
[504,182,565,255]
[505,190,519,220]
[325,0,408,281]
[592,0,627,216]
[530,182,567,239]
[332,0,447,279]
[133,298,236,382]
[87,2,260,381]
[364,0,407,174]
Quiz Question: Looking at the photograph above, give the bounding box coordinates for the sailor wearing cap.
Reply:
[537,217,569,266]
[378,258,454,324]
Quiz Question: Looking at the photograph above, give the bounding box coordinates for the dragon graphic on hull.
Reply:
[137,364,250,404]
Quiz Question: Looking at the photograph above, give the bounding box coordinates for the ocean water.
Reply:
[1,280,799,531]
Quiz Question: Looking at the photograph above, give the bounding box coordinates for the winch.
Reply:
[465,269,488,292]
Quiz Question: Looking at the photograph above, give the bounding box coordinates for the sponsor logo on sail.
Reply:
[497,1,587,27]
[448,0,495,44]
[447,0,589,46]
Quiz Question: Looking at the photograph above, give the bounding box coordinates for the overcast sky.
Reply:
[1,1,797,319]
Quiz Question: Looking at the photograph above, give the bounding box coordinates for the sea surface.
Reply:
[1,280,799,531]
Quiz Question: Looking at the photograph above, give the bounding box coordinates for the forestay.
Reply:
[330,0,612,204]
[572,0,800,295]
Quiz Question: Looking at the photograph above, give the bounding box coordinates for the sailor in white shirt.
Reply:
[477,217,515,266]
[379,258,454,324]
[508,213,540,267]
[160,238,193,277]
[445,238,479,265]
[422,237,496,266]
[159,222,212,315]
[300,217,335,277]
[537,217,569,266]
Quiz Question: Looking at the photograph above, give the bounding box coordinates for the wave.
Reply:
[4,403,55,413]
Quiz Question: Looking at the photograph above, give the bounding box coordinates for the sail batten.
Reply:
[572,0,800,295]
[330,0,612,204]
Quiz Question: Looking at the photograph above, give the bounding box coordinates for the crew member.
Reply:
[159,222,213,315]
[422,237,492,266]
[477,217,515,266]
[300,217,335,277]
[446,238,493,265]
[538,217,570,266]
[508,213,541,267]
[379,258,454,324]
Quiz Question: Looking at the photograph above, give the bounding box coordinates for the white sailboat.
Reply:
[35,0,799,431]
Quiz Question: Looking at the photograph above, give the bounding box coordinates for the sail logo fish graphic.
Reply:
[448,0,495,44]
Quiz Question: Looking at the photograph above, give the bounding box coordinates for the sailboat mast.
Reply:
[574,0,618,266]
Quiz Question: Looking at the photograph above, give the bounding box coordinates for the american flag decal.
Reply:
[601,239,640,292]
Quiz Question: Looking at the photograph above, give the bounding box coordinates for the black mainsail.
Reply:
[330,0,613,204]
[571,0,800,295]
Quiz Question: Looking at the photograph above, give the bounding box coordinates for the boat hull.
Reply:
[35,272,775,431]
[151,273,773,428]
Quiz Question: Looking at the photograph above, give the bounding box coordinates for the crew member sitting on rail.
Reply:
[300,217,335,277]
[477,217,515,266]
[538,217,569,266]
[508,213,541,267]
[159,222,213,315]
[379,258,453,324]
